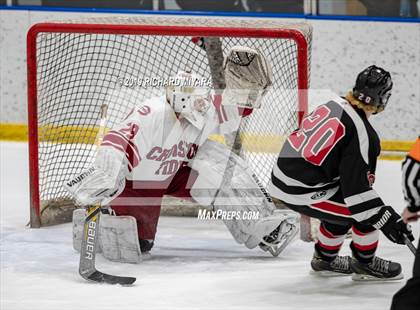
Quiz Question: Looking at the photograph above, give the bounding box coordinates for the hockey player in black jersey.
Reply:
[269,65,415,281]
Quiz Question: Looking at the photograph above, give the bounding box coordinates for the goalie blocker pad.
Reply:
[73,209,141,264]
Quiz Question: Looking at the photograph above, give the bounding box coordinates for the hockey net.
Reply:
[27,16,312,227]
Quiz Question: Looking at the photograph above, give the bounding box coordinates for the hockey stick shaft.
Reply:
[197,39,297,256]
[79,205,101,276]
[201,37,236,208]
[201,38,277,209]
[79,104,107,278]
[404,235,417,256]
[78,105,136,284]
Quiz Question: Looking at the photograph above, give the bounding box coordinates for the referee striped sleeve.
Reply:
[402,156,420,212]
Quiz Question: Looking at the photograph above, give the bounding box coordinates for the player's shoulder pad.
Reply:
[325,98,357,124]
[333,98,371,164]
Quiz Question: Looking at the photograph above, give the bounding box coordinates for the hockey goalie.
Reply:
[65,46,299,263]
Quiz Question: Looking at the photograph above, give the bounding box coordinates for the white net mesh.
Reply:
[29,16,312,225]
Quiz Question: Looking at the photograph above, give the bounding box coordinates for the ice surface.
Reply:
[1,142,418,310]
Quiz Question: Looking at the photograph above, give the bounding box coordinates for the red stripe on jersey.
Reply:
[111,130,139,158]
[103,131,129,147]
[102,131,140,169]
[101,141,126,154]
[352,241,378,251]
[311,201,352,216]
[317,240,343,251]
[101,141,134,171]
[126,142,140,169]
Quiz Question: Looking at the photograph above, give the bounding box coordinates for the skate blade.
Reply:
[310,270,352,277]
[351,273,404,282]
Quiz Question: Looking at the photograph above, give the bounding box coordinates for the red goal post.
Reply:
[27,16,312,228]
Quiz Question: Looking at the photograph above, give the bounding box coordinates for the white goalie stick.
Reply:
[78,104,136,285]
[195,37,298,256]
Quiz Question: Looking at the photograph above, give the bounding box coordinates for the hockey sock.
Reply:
[351,224,379,263]
[315,222,348,262]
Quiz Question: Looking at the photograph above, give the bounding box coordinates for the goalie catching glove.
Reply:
[222,45,273,109]
[64,147,128,207]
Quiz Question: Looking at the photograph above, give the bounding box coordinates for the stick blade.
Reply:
[83,270,136,285]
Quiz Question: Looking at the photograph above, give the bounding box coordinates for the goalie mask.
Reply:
[223,46,273,109]
[166,71,212,129]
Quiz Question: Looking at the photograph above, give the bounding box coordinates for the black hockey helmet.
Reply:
[353,65,393,110]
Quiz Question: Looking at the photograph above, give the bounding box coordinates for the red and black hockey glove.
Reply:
[370,206,415,244]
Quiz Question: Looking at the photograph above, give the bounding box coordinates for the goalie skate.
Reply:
[258,211,299,257]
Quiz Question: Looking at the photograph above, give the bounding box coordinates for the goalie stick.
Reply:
[78,104,136,285]
[196,37,297,256]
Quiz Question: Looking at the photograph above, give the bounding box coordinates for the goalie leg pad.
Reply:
[72,209,141,263]
[190,140,281,248]
[99,214,142,264]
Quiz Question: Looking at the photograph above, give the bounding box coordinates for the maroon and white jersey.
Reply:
[101,95,249,182]
[269,98,385,223]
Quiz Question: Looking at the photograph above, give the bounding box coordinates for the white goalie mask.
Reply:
[223,46,273,109]
[166,71,212,129]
